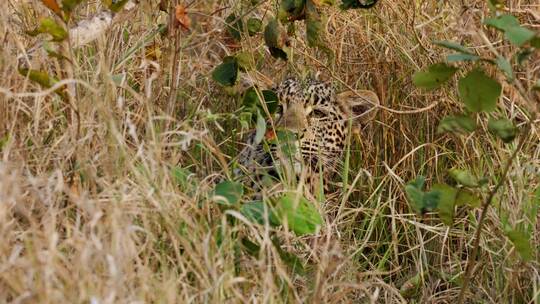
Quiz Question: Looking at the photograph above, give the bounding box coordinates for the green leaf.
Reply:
[455,189,481,208]
[61,0,84,13]
[432,184,458,225]
[484,15,536,46]
[437,114,477,134]
[434,40,474,54]
[278,0,306,22]
[484,14,519,30]
[225,14,243,40]
[458,69,501,112]
[488,118,517,143]
[235,51,254,71]
[254,110,266,145]
[340,0,379,10]
[246,18,262,36]
[412,63,458,90]
[212,56,238,86]
[449,168,479,187]
[515,48,534,66]
[446,53,480,62]
[264,18,289,60]
[405,176,441,214]
[504,227,533,261]
[27,17,68,41]
[240,201,280,226]
[212,180,244,206]
[275,192,322,236]
[242,87,279,117]
[495,56,514,81]
[305,1,325,49]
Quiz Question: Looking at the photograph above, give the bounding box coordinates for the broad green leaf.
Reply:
[449,168,479,187]
[488,118,517,143]
[275,192,322,235]
[242,87,279,117]
[458,69,501,112]
[484,15,536,46]
[264,18,289,60]
[504,227,533,261]
[495,56,514,81]
[212,180,243,206]
[278,0,306,22]
[247,18,262,36]
[61,0,84,13]
[254,110,266,145]
[235,51,254,71]
[437,114,477,134]
[446,53,479,62]
[432,184,458,226]
[455,189,481,208]
[412,63,458,90]
[225,14,243,41]
[405,176,441,214]
[340,0,378,10]
[240,201,280,226]
[27,17,68,41]
[212,56,238,86]
[505,26,536,47]
[484,14,519,30]
[305,1,325,49]
[434,40,474,54]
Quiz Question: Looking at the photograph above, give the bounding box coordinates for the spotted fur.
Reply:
[236,77,379,198]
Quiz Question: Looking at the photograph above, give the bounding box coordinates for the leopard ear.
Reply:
[338,90,379,127]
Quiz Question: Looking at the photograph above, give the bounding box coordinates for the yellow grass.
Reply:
[1,0,539,303]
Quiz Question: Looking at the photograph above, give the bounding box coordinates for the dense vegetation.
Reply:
[0,0,538,302]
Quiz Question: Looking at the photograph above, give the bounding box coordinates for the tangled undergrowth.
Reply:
[1,0,539,303]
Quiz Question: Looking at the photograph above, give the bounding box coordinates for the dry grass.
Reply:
[1,0,539,303]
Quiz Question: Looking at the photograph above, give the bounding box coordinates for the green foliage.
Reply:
[449,168,480,188]
[242,87,279,117]
[412,63,458,90]
[226,13,243,41]
[275,193,322,235]
[433,40,474,55]
[247,18,263,36]
[484,15,536,46]
[278,0,306,22]
[405,176,440,214]
[264,18,289,60]
[27,17,68,41]
[61,0,84,13]
[495,56,514,81]
[437,115,477,134]
[212,180,244,207]
[458,69,501,113]
[212,56,239,86]
[488,118,517,143]
[504,225,533,261]
[240,201,280,226]
[432,184,458,225]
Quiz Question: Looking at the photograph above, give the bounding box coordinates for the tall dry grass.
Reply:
[1,0,539,303]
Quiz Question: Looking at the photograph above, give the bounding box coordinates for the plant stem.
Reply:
[456,121,532,304]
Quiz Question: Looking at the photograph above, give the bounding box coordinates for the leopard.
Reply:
[235,76,379,201]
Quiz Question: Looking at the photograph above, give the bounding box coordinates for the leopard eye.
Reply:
[311,109,326,118]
